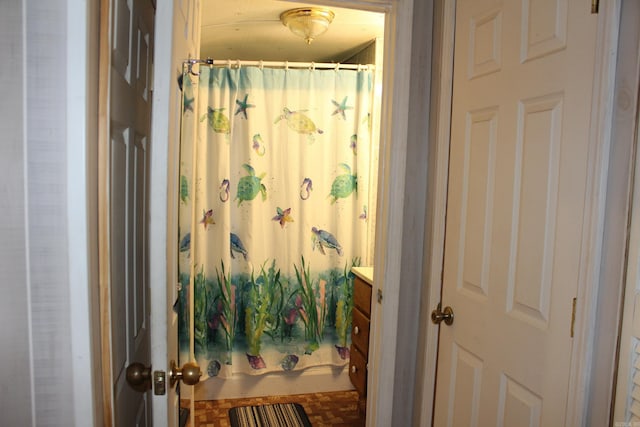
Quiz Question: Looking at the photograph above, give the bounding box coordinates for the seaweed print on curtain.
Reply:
[178,65,376,380]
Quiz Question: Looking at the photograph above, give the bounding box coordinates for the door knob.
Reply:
[126,362,152,392]
[431,303,454,325]
[169,360,202,387]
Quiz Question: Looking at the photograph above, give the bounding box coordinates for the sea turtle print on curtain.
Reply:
[177,64,377,380]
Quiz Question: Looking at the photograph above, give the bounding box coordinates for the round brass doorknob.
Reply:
[126,362,152,391]
[182,363,202,385]
[169,360,202,387]
[354,326,360,335]
[431,304,454,326]
[351,365,357,374]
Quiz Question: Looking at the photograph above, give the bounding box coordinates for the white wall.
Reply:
[0,1,34,425]
[0,1,99,425]
[26,1,77,422]
[0,0,75,424]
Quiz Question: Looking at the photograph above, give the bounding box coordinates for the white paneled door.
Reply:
[433,0,598,425]
[108,0,154,424]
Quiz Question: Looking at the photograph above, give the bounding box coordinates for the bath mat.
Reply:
[229,402,312,427]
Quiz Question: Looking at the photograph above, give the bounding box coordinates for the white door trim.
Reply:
[415,0,456,424]
[566,1,621,424]
[417,1,622,425]
[68,0,101,424]
[611,10,640,415]
[150,0,183,425]
[366,0,431,425]
[607,0,640,422]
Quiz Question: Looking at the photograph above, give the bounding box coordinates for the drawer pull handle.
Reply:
[354,326,360,335]
[351,365,357,374]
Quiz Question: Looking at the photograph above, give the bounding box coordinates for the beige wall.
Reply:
[344,39,377,65]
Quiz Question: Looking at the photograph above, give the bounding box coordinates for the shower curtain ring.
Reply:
[259,60,264,70]
[285,61,289,70]
[335,63,341,71]
[236,59,241,69]
[187,61,199,76]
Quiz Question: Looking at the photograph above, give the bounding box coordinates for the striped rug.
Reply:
[228,403,312,427]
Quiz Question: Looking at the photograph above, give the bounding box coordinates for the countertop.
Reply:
[351,266,374,285]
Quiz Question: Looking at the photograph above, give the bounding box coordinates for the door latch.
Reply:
[154,370,166,395]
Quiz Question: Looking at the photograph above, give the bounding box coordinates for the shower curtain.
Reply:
[178,63,377,380]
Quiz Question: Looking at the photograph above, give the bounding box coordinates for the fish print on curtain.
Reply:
[177,65,376,379]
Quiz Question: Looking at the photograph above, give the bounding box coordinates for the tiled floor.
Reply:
[185,390,366,426]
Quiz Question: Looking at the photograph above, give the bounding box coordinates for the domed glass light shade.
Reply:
[280,8,335,45]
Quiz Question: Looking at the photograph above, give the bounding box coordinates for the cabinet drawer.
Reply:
[353,276,372,317]
[349,345,368,397]
[351,307,370,355]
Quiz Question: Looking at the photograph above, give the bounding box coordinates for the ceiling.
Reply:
[199,0,385,63]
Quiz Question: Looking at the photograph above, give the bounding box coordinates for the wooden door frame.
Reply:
[415,1,623,425]
[147,28,175,427]
[98,0,114,424]
[150,0,202,424]
[149,0,183,424]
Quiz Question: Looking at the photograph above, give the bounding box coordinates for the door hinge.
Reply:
[376,289,383,304]
[570,297,577,338]
[591,0,599,14]
[149,65,154,92]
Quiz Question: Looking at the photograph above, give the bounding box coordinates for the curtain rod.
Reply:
[184,58,374,71]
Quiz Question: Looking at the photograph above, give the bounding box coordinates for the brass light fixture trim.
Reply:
[280,7,335,45]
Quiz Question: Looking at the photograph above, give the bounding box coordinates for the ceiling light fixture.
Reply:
[280,7,335,45]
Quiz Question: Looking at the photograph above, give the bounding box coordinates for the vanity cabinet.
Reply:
[349,273,373,416]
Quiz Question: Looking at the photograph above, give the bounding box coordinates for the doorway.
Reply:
[148,0,430,426]
[183,1,385,402]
